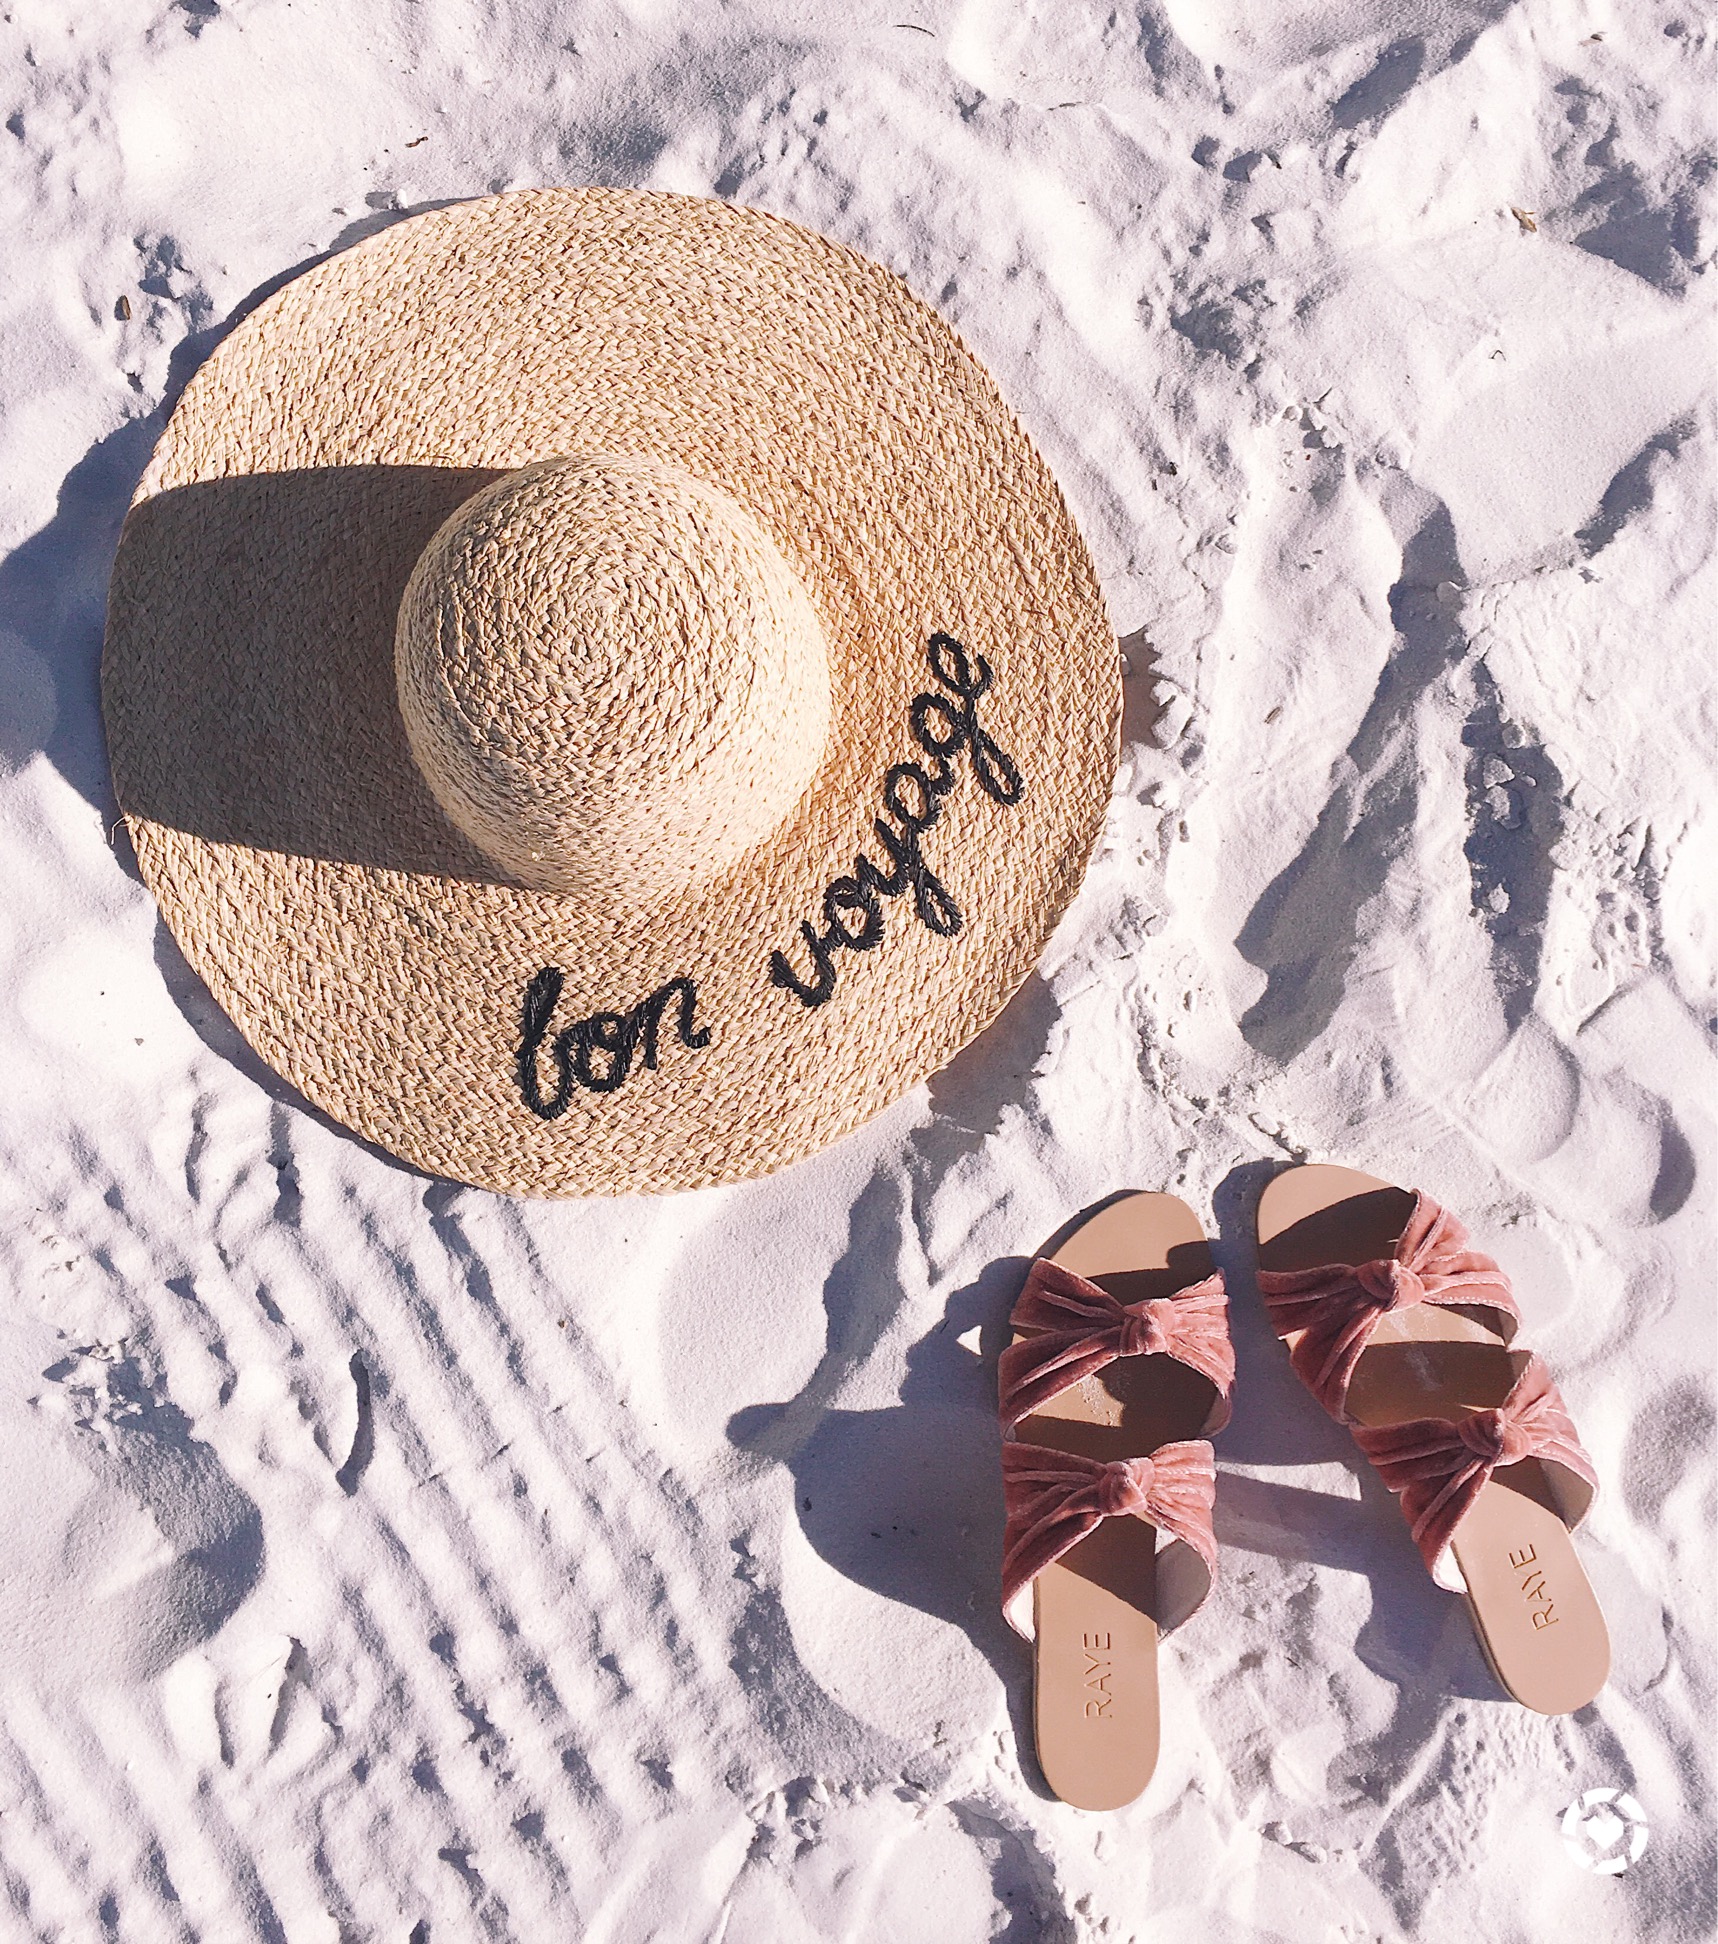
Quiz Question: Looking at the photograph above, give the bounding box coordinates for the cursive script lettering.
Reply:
[768,633,1023,1008]
[517,968,710,1115]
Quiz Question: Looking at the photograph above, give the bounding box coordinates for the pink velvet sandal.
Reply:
[1256,1164,1608,1714]
[999,1193,1233,1809]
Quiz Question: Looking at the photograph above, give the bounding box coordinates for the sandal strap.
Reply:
[1352,1354,1598,1591]
[1000,1438,1217,1639]
[1256,1190,1518,1420]
[997,1256,1234,1437]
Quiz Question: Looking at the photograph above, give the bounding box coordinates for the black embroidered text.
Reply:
[517,969,710,1115]
[768,633,1023,1009]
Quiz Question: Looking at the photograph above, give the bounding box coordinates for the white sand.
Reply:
[1,0,1713,1936]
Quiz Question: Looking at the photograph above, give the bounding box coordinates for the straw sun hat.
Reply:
[102,189,1120,1196]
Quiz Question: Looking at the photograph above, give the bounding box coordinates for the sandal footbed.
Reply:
[1256,1164,1609,1714]
[1014,1191,1219,1809]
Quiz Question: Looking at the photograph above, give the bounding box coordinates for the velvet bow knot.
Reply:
[1116,1305,1170,1360]
[998,1257,1234,1436]
[1354,1256,1426,1311]
[1256,1191,1519,1421]
[999,1437,1220,1637]
[1094,1456,1155,1518]
[1351,1354,1599,1583]
[1456,1405,1535,1467]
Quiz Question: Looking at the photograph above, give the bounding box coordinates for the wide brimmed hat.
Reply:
[102,189,1119,1196]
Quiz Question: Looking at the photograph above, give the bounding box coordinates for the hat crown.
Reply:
[395,454,832,899]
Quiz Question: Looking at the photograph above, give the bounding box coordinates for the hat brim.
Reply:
[102,189,1118,1196]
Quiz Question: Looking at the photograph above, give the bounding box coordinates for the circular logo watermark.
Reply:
[1561,1787,1649,1875]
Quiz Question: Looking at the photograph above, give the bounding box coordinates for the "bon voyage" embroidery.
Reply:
[511,631,1022,1114]
[767,633,1023,1009]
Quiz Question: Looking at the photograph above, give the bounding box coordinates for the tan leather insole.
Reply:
[1256,1164,1608,1714]
[1016,1193,1219,1809]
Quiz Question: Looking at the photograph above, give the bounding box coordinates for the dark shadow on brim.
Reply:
[104,464,517,883]
[0,202,466,832]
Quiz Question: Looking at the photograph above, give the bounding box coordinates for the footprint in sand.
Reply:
[0,1321,262,1691]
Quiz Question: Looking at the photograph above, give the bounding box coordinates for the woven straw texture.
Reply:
[102,188,1119,1196]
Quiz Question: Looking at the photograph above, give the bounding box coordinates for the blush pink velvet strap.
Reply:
[1000,1439,1218,1639]
[1351,1355,1599,1590]
[997,1256,1235,1438]
[1255,1191,1518,1421]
